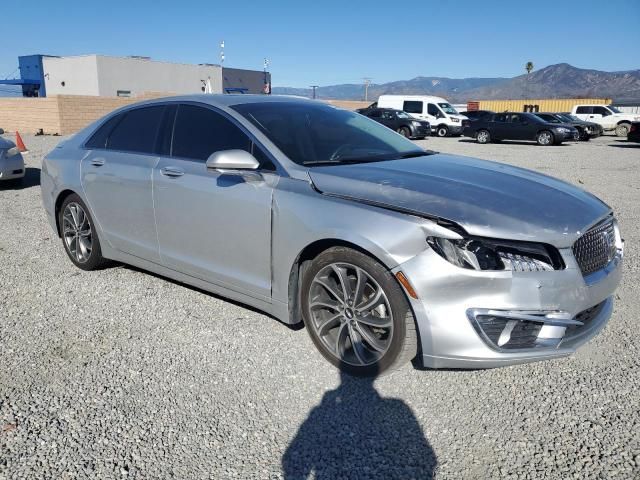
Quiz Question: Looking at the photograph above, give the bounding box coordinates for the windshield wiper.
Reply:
[395,150,434,159]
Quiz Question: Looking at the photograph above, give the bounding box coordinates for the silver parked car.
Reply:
[41,95,624,376]
[0,129,26,184]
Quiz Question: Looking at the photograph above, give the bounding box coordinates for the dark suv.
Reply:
[360,108,430,139]
[463,112,579,146]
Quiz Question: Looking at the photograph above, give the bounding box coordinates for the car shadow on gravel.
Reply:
[608,143,639,148]
[282,370,437,479]
[457,138,570,147]
[0,167,40,190]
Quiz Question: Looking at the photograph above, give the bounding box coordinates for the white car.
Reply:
[0,129,25,185]
[377,95,468,137]
[571,105,640,137]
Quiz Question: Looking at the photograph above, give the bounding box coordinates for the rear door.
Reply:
[490,113,508,139]
[81,105,166,262]
[152,103,275,300]
[508,114,532,140]
[574,106,592,122]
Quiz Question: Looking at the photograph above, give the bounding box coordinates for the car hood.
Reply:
[0,136,16,150]
[308,154,611,247]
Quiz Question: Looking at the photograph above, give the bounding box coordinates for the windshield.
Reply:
[395,111,413,119]
[607,105,622,113]
[438,103,458,115]
[558,114,577,122]
[232,102,425,166]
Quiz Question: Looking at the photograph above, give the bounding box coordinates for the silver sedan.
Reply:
[0,129,25,184]
[41,95,624,376]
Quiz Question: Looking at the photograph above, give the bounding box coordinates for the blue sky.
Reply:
[2,0,639,87]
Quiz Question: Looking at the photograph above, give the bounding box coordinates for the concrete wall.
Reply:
[42,55,223,97]
[222,68,270,94]
[96,56,223,97]
[43,56,100,96]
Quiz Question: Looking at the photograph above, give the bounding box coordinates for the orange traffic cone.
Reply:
[15,131,29,153]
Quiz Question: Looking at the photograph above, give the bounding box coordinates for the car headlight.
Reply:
[427,236,564,272]
[451,118,460,123]
[412,121,422,127]
[555,127,571,133]
[5,147,20,157]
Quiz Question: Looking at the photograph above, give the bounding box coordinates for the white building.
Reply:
[9,54,271,98]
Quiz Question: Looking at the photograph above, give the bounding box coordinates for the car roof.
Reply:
[116,94,320,109]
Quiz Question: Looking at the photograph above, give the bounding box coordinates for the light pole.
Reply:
[220,40,225,65]
[310,85,319,99]
[363,77,372,102]
[263,58,271,94]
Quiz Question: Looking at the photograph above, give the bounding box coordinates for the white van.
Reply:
[377,95,468,137]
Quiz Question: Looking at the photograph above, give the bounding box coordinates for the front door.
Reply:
[81,105,166,262]
[153,104,274,300]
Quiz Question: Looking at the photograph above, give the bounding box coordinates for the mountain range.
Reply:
[273,64,640,102]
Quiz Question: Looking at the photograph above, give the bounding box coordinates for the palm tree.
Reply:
[524,62,534,99]
[525,62,534,74]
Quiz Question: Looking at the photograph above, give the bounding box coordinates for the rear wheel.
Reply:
[616,123,630,137]
[59,194,108,271]
[397,126,411,138]
[436,125,449,137]
[476,129,490,144]
[536,130,554,146]
[301,247,417,377]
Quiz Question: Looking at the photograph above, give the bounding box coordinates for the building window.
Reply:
[117,90,131,97]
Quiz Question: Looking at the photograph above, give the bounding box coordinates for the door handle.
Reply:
[90,158,105,167]
[160,166,185,178]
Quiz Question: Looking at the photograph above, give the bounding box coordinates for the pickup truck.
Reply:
[571,104,640,137]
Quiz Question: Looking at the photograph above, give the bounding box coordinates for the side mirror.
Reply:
[205,149,260,172]
[0,128,4,135]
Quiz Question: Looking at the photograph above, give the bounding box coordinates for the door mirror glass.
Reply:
[205,149,260,171]
[0,128,4,135]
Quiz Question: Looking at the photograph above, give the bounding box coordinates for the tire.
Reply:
[616,123,630,137]
[301,247,417,377]
[476,129,490,144]
[397,126,411,138]
[58,193,108,271]
[436,125,448,137]
[577,128,589,141]
[536,130,554,146]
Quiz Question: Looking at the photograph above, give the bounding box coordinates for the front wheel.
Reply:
[301,247,417,377]
[436,125,449,137]
[616,123,630,137]
[397,126,411,138]
[536,130,554,146]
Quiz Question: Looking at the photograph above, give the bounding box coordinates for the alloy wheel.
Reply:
[62,202,93,263]
[308,263,394,366]
[477,131,489,143]
[538,132,552,145]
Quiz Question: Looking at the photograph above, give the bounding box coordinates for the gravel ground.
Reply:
[1,132,639,479]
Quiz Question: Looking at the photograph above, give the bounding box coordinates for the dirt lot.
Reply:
[1,133,639,479]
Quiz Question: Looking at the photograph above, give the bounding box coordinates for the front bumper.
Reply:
[395,243,623,369]
[0,152,25,181]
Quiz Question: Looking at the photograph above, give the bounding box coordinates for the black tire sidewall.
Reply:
[59,194,105,271]
[437,126,448,137]
[301,247,412,376]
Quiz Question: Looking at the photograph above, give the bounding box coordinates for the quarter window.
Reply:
[172,104,251,161]
[107,106,165,154]
[403,101,423,114]
[85,114,124,149]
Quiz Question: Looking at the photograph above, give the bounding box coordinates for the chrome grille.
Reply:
[572,218,617,276]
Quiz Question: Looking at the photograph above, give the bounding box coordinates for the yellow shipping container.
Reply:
[475,98,611,113]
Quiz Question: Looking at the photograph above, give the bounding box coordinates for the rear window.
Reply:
[403,101,423,114]
[107,106,165,154]
[576,106,592,114]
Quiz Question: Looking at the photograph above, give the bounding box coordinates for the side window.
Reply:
[172,104,251,161]
[403,101,423,114]
[593,106,610,117]
[107,106,165,154]
[85,114,124,149]
[427,103,440,117]
[156,104,177,156]
[368,109,382,118]
[493,114,506,123]
[382,111,394,120]
[576,106,592,114]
